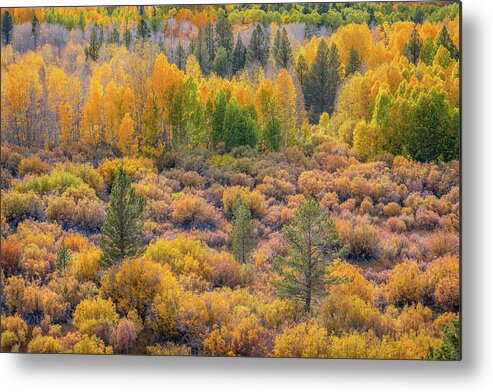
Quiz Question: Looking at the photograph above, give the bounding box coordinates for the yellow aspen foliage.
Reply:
[81,78,104,146]
[185,54,203,80]
[332,23,373,66]
[275,69,297,145]
[117,113,138,156]
[104,81,121,146]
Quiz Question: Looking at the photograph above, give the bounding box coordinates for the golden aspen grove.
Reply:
[0,2,460,359]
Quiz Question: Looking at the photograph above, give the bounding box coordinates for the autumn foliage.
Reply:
[1,2,459,358]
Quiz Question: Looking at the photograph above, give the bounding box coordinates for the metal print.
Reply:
[0,2,461,359]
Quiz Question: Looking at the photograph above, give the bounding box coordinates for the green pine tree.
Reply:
[347,47,361,75]
[436,26,459,60]
[56,246,72,271]
[136,17,151,42]
[2,11,14,46]
[247,24,269,67]
[232,34,247,75]
[215,15,233,54]
[295,54,308,86]
[123,28,132,49]
[191,28,210,73]
[273,27,293,69]
[205,22,216,64]
[273,198,348,313]
[231,201,256,264]
[108,26,121,45]
[405,25,423,65]
[424,318,460,360]
[31,13,40,49]
[304,41,341,123]
[99,167,145,268]
[174,41,186,70]
[263,116,282,152]
[212,89,228,150]
[84,25,103,62]
[212,46,231,77]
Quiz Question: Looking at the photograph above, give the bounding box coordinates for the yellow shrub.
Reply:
[274,322,330,358]
[70,248,101,282]
[1,315,28,352]
[386,261,426,306]
[222,185,266,217]
[143,236,213,279]
[27,335,64,353]
[72,334,113,354]
[73,297,119,336]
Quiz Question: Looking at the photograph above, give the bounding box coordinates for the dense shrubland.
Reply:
[1,2,459,358]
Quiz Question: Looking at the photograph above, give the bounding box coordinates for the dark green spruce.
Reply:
[231,201,256,264]
[99,167,145,268]
[273,198,349,313]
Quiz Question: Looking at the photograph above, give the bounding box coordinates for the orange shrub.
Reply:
[202,315,272,357]
[387,217,407,233]
[208,251,242,288]
[63,232,89,253]
[1,237,24,275]
[171,194,220,230]
[112,318,138,354]
[383,202,401,217]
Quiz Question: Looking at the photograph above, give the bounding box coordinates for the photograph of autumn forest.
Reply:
[0,1,460,359]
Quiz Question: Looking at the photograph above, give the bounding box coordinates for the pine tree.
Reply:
[56,247,72,271]
[215,15,233,54]
[2,11,13,46]
[273,27,293,69]
[205,22,216,64]
[99,167,145,268]
[191,28,210,73]
[232,34,247,75]
[405,25,423,65]
[136,17,151,42]
[231,201,256,263]
[263,116,282,152]
[108,27,121,45]
[304,41,341,122]
[273,198,348,313]
[436,26,459,60]
[123,28,132,48]
[424,318,460,360]
[295,54,308,87]
[212,89,227,150]
[31,14,40,49]
[247,24,269,67]
[347,47,361,74]
[84,25,103,61]
[212,46,231,77]
[175,42,186,70]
